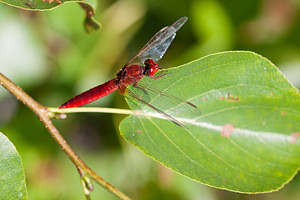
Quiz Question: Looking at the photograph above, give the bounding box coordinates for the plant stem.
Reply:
[0,73,131,200]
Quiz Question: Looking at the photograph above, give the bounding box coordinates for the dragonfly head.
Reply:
[144,59,159,77]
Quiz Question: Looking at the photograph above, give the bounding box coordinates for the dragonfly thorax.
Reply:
[144,59,159,77]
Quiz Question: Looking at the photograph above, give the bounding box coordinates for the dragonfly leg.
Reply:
[152,70,170,79]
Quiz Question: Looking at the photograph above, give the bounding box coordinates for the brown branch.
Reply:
[0,73,131,200]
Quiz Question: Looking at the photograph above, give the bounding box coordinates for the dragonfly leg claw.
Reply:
[152,70,170,79]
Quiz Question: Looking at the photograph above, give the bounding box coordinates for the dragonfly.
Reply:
[59,16,199,128]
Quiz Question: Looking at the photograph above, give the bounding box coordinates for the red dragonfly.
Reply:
[59,17,199,128]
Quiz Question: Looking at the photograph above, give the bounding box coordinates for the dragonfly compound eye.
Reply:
[149,64,159,76]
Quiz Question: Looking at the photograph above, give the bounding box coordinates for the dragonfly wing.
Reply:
[136,79,199,110]
[124,87,187,128]
[124,77,201,128]
[137,33,176,63]
[126,17,188,65]
[135,79,201,118]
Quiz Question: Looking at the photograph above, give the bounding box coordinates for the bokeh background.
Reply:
[1,0,300,199]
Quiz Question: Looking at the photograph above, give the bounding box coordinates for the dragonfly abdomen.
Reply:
[59,79,118,108]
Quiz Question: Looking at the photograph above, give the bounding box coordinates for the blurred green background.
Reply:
[1,0,300,199]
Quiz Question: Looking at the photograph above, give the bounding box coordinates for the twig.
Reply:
[0,73,131,200]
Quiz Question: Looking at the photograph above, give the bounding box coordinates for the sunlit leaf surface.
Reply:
[0,132,27,199]
[120,51,300,193]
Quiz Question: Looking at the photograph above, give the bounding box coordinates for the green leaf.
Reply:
[0,132,27,199]
[120,51,300,193]
[0,0,100,33]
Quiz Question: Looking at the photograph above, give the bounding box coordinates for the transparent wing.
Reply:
[137,33,176,63]
[123,77,201,128]
[124,88,187,128]
[126,16,188,65]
